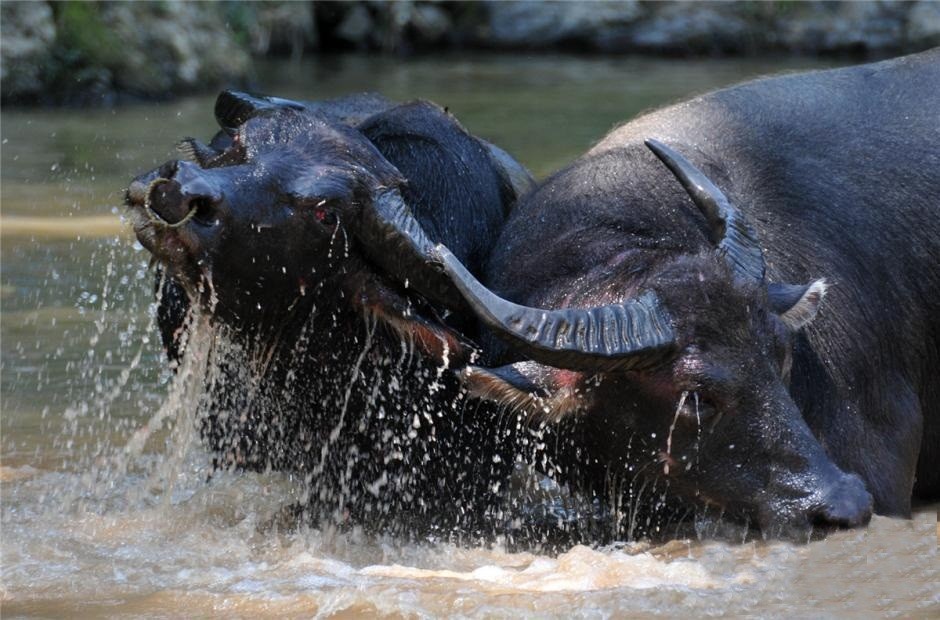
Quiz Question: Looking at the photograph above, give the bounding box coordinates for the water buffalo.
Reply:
[380,50,939,536]
[125,91,532,534]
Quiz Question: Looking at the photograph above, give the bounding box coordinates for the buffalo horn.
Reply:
[353,188,470,313]
[645,139,765,283]
[214,90,306,134]
[432,244,676,372]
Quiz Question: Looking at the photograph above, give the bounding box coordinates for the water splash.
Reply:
[663,390,689,476]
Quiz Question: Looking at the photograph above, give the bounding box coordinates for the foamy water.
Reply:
[3,457,936,617]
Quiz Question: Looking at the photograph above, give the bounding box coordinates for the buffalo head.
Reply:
[131,95,434,328]
[370,139,874,536]
[125,91,527,367]
[123,92,532,527]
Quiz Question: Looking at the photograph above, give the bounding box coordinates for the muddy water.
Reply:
[2,54,937,617]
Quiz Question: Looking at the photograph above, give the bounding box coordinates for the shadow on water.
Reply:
[2,54,937,617]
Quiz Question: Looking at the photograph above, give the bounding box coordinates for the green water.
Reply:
[4,54,935,617]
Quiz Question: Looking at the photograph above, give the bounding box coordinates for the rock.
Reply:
[100,2,250,98]
[907,0,940,48]
[379,1,455,51]
[483,0,643,48]
[776,1,909,54]
[322,1,455,53]
[336,4,375,48]
[410,3,452,44]
[480,0,756,53]
[1,2,250,105]
[5,0,937,107]
[241,1,318,58]
[476,0,935,55]
[621,1,751,54]
[0,2,56,100]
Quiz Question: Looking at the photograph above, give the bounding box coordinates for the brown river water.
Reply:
[2,54,937,618]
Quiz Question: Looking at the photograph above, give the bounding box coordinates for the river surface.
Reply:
[2,54,937,618]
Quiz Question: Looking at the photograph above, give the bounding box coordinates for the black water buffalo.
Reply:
[125,91,532,533]
[380,50,939,536]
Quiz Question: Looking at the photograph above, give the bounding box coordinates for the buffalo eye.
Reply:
[313,205,338,227]
[291,196,339,227]
[679,392,718,423]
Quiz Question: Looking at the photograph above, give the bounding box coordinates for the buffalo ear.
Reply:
[176,137,222,167]
[460,362,587,423]
[479,139,536,204]
[768,279,828,330]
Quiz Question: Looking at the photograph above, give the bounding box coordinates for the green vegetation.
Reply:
[39,2,125,104]
[53,2,122,68]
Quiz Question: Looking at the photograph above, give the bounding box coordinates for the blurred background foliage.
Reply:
[2,0,939,105]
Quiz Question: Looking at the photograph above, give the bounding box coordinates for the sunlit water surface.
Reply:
[2,54,937,617]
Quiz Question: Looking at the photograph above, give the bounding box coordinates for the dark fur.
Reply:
[477,50,939,528]
[133,94,529,536]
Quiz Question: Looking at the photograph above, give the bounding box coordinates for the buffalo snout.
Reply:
[129,160,222,226]
[808,472,874,529]
[759,468,874,537]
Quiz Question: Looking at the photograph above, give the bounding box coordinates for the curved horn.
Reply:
[353,190,675,372]
[645,139,765,283]
[352,188,470,314]
[432,244,676,372]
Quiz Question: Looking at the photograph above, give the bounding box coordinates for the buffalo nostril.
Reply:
[127,165,175,207]
[147,179,189,224]
[810,476,874,529]
[126,179,149,206]
[145,181,220,227]
[186,195,219,226]
[137,159,222,227]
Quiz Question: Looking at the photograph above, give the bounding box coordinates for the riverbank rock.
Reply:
[231,1,318,59]
[102,3,250,99]
[476,0,937,55]
[0,2,56,100]
[620,1,752,54]
[3,1,938,107]
[482,1,643,48]
[775,1,909,54]
[1,2,250,105]
[907,0,940,48]
[318,1,455,52]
